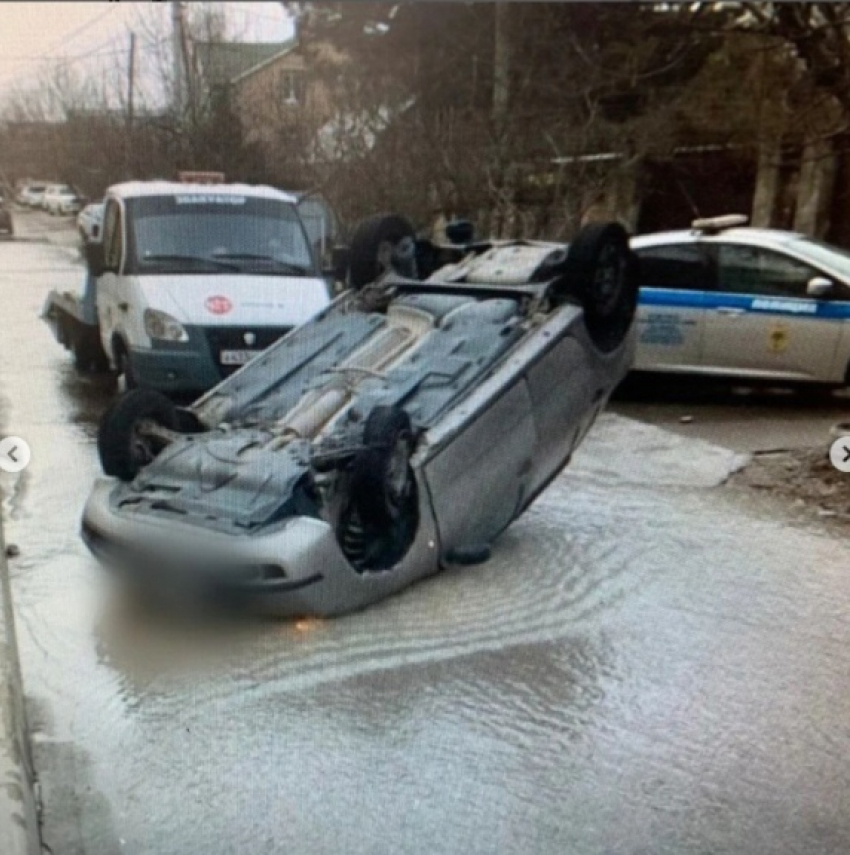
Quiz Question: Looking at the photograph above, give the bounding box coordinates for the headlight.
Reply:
[144,309,189,342]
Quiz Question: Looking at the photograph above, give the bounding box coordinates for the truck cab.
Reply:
[86,180,331,392]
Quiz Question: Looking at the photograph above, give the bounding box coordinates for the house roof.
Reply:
[195,40,295,87]
[231,42,299,85]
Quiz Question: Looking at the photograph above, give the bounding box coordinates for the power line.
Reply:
[0,6,123,88]
[3,45,129,64]
[41,5,121,58]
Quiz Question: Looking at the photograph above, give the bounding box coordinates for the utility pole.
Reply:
[492,2,510,128]
[171,0,185,118]
[492,2,512,237]
[125,31,136,177]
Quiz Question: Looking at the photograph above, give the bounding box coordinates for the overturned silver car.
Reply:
[81,214,637,616]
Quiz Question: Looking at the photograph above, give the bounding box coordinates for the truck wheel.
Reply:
[558,222,637,353]
[114,344,138,390]
[72,333,99,372]
[348,214,417,289]
[351,406,415,528]
[98,389,178,481]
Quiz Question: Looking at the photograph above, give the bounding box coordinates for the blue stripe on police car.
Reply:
[639,288,850,319]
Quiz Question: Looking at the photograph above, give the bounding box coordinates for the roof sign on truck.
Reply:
[175,194,246,205]
[177,171,225,184]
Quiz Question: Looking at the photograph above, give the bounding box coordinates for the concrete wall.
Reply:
[0,519,41,855]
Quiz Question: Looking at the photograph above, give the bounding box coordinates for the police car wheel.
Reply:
[348,214,417,289]
[560,222,637,353]
[98,389,178,481]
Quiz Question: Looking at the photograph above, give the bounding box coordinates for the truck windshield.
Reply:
[127,194,317,276]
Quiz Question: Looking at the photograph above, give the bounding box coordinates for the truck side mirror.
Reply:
[326,245,350,286]
[85,240,105,277]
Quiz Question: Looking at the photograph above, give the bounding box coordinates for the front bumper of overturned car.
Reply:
[81,478,441,617]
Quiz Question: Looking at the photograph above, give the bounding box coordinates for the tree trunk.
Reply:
[751,138,782,228]
[793,136,837,238]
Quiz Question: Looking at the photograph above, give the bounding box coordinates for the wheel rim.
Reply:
[592,245,625,317]
[129,418,158,469]
[376,240,395,276]
[385,434,411,515]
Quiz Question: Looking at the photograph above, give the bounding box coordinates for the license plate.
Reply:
[220,349,259,366]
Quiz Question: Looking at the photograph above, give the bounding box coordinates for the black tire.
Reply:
[348,213,417,289]
[97,389,178,481]
[72,332,99,372]
[558,222,638,353]
[114,342,138,390]
[351,406,415,528]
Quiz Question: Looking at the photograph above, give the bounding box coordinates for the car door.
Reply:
[633,241,713,372]
[423,378,536,555]
[702,242,843,381]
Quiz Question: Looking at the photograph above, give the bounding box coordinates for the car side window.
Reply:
[102,201,123,271]
[717,244,818,298]
[636,244,712,291]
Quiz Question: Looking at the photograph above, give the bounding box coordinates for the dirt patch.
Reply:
[730,446,850,525]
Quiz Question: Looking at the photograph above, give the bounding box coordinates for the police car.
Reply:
[631,215,850,387]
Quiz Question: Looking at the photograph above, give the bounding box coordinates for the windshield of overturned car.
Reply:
[127,195,317,276]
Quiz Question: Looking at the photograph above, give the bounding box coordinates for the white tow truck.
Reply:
[43,175,334,393]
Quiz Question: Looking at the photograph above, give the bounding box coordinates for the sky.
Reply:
[0,2,294,100]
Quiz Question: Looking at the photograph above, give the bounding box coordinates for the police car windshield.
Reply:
[791,237,850,281]
[128,194,316,276]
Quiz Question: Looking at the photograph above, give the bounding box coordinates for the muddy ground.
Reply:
[730,446,850,526]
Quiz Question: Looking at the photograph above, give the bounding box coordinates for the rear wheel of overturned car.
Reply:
[348,213,418,289]
[558,222,637,353]
[97,389,178,481]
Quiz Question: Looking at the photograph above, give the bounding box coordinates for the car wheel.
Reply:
[348,213,417,289]
[114,343,138,391]
[351,406,415,528]
[72,332,97,371]
[558,222,638,353]
[97,389,178,481]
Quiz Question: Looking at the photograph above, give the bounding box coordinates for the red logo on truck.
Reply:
[205,295,232,315]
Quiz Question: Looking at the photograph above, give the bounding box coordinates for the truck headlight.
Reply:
[144,309,189,342]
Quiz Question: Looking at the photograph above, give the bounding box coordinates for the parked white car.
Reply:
[77,202,104,242]
[19,183,48,207]
[44,184,84,216]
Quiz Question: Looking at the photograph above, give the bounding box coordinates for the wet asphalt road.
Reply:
[2,217,850,854]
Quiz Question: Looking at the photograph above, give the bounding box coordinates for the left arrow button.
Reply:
[0,437,31,473]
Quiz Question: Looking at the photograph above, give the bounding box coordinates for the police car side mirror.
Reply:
[807,276,834,298]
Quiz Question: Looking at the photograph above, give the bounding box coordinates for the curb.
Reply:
[0,519,42,855]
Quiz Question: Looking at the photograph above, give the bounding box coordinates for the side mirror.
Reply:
[84,240,105,277]
[325,245,350,285]
[807,276,834,298]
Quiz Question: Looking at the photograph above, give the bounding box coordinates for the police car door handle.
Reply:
[716,306,745,315]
